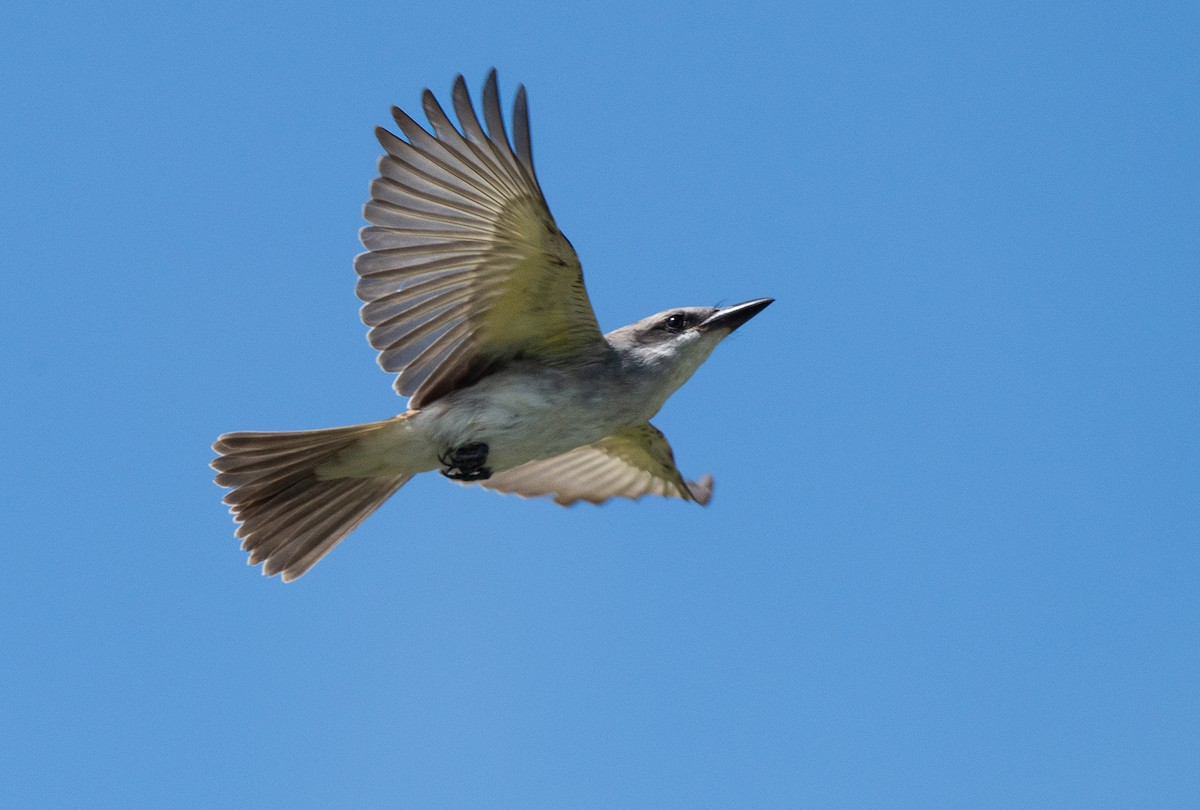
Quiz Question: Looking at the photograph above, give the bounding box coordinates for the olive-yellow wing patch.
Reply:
[478,423,714,506]
[355,71,605,409]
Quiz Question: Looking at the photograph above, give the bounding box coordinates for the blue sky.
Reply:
[2,0,1197,806]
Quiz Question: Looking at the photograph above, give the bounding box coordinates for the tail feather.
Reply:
[212,420,410,582]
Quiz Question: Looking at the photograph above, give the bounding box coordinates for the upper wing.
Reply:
[479,423,714,506]
[356,70,606,408]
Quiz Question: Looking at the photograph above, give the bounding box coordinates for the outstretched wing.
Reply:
[479,423,713,506]
[356,70,606,408]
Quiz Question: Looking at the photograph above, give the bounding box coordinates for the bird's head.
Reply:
[607,298,774,410]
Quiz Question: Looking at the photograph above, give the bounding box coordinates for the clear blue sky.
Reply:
[2,0,1197,806]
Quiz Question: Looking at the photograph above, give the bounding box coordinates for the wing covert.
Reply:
[356,70,606,408]
[478,423,714,506]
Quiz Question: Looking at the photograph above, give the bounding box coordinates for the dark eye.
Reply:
[663,313,688,333]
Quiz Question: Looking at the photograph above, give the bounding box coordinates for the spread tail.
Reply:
[211,420,410,582]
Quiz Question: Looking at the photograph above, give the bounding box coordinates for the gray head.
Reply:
[606,298,774,410]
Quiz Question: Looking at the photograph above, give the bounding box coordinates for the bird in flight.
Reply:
[212,71,773,581]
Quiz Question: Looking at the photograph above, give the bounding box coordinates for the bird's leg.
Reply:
[438,442,492,481]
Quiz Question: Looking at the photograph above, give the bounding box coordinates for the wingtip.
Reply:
[483,69,501,108]
[389,104,430,139]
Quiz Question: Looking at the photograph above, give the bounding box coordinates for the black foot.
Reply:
[439,442,492,481]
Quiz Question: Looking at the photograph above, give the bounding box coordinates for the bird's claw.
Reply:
[439,443,492,481]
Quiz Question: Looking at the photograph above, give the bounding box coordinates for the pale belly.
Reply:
[418,371,628,472]
[322,365,638,479]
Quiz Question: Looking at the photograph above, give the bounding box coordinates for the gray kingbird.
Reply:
[212,71,773,581]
